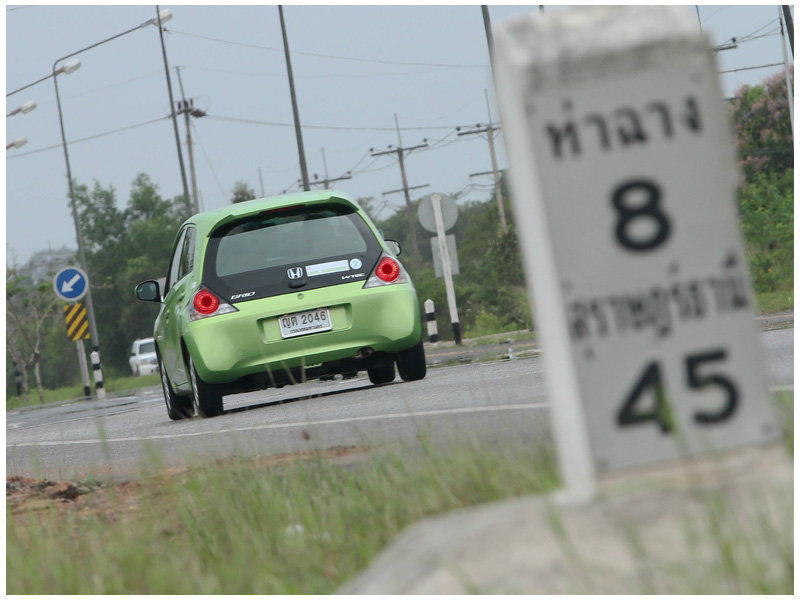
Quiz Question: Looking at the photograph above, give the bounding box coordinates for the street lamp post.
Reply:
[50,9,173,400]
[155,5,193,218]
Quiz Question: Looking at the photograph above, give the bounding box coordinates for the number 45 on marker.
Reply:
[617,348,739,434]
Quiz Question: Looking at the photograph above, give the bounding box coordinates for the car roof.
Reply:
[183,190,361,233]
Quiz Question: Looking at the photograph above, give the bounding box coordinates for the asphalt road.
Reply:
[6,328,793,481]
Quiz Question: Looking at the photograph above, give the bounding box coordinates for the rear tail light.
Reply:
[363,255,409,288]
[189,287,238,321]
[375,257,400,282]
[193,289,220,314]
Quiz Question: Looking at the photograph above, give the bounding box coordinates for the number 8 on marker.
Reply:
[611,179,672,252]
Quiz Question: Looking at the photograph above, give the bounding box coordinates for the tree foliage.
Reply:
[5,173,189,397]
[730,68,794,181]
[737,169,793,292]
[6,269,61,403]
[231,181,256,204]
[730,69,794,294]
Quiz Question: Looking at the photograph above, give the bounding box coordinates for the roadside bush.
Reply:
[737,170,793,293]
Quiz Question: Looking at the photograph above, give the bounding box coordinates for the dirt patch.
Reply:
[7,445,368,518]
[6,475,100,515]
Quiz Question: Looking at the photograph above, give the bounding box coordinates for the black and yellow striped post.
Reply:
[64,303,90,341]
[64,303,92,397]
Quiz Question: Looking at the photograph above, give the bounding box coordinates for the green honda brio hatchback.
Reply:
[135,190,425,420]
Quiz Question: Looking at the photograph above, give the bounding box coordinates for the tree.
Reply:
[74,174,186,373]
[6,269,60,403]
[730,68,794,181]
[231,181,256,204]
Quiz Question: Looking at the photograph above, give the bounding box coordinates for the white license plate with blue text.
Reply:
[279,308,332,339]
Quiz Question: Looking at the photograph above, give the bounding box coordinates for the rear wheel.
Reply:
[159,356,193,420]
[368,362,395,385]
[397,339,426,382]
[189,356,224,417]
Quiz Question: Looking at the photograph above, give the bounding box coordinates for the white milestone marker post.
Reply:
[493,6,778,503]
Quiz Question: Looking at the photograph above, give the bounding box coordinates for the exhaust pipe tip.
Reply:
[357,346,374,359]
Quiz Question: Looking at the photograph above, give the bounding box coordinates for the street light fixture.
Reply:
[51,9,171,400]
[6,137,27,150]
[6,100,37,117]
[7,58,81,97]
[6,100,36,148]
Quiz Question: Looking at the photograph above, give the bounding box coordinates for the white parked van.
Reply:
[129,337,158,376]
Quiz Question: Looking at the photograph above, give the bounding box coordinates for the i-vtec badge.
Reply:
[287,267,304,280]
[230,291,255,300]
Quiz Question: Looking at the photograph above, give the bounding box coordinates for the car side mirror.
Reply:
[136,280,161,303]
[385,239,401,256]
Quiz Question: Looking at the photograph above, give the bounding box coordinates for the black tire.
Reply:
[189,356,224,417]
[159,357,193,420]
[396,339,427,382]
[368,362,395,385]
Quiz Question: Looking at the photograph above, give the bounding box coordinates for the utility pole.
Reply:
[279,5,310,191]
[309,147,353,189]
[371,115,428,271]
[782,5,793,56]
[778,7,794,135]
[481,5,494,63]
[457,90,508,232]
[175,66,205,214]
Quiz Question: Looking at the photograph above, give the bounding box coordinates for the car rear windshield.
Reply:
[203,202,381,301]
[139,341,155,354]
[214,204,367,277]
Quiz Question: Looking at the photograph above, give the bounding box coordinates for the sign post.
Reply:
[419,193,462,345]
[493,6,778,502]
[54,266,106,399]
[431,193,461,345]
[63,303,92,398]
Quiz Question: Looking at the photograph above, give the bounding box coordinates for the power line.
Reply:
[167,28,487,69]
[184,64,468,80]
[205,113,457,132]
[190,121,227,206]
[718,62,784,75]
[6,116,169,159]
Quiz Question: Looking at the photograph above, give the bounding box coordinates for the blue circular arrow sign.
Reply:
[53,266,89,302]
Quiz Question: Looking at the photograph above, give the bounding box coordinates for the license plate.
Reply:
[278,308,332,339]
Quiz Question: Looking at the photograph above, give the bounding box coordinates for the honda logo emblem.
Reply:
[287,267,304,280]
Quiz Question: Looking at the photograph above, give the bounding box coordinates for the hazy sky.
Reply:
[5,4,793,266]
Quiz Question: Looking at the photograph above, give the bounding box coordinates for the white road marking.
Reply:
[6,403,548,448]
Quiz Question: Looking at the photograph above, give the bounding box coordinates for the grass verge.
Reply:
[6,374,160,411]
[755,286,793,314]
[6,438,559,594]
[7,393,792,594]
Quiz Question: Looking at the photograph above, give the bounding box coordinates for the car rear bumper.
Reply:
[184,281,421,384]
